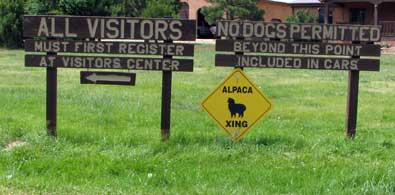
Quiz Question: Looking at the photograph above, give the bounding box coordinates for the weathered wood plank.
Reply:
[216,40,381,56]
[80,71,136,85]
[215,54,380,71]
[216,21,382,42]
[25,40,194,56]
[25,55,194,72]
[23,15,196,41]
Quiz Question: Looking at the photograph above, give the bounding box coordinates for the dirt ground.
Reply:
[381,45,395,54]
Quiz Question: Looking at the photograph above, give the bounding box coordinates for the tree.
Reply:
[25,0,52,15]
[201,0,264,25]
[57,0,114,16]
[142,0,180,18]
[286,9,318,23]
[0,0,24,48]
[110,0,147,17]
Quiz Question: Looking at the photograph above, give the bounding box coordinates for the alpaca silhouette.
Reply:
[227,98,246,118]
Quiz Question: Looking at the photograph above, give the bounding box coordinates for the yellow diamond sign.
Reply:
[201,69,272,141]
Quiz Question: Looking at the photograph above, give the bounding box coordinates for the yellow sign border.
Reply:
[201,68,272,141]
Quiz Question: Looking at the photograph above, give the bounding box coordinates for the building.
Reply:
[323,0,395,39]
[258,0,322,22]
[180,0,322,37]
[180,0,395,39]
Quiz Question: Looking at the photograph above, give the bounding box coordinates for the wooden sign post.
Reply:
[346,69,359,137]
[345,40,364,138]
[215,21,382,138]
[46,51,57,137]
[161,39,173,140]
[24,15,196,139]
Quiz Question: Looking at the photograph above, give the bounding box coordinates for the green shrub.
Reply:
[142,0,179,18]
[25,0,51,15]
[110,0,146,17]
[57,0,113,16]
[286,9,318,23]
[0,0,24,48]
[201,0,264,25]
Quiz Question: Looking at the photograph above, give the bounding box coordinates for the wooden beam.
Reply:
[374,3,378,25]
[345,70,359,138]
[46,54,57,137]
[328,0,380,3]
[324,2,329,24]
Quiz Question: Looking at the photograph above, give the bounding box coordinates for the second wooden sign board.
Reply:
[203,20,382,140]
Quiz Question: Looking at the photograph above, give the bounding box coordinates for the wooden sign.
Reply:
[25,40,194,56]
[25,55,193,71]
[216,40,381,57]
[216,21,381,42]
[80,71,136,85]
[215,54,380,71]
[210,20,383,139]
[24,15,196,139]
[24,15,196,41]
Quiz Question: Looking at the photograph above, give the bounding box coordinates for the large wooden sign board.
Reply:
[24,15,196,140]
[207,20,382,140]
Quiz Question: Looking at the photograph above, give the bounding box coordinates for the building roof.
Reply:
[267,0,322,4]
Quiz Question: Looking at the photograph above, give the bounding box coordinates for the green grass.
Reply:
[0,45,394,194]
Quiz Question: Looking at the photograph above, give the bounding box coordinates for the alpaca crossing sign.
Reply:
[201,69,272,141]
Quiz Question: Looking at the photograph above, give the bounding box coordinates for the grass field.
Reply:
[0,44,394,194]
